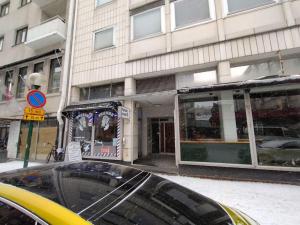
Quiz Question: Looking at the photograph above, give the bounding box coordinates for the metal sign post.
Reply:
[23,90,47,168]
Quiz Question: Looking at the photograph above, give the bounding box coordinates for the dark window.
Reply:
[0,36,4,51]
[80,83,124,101]
[21,0,31,7]
[48,57,62,93]
[16,67,27,98]
[136,75,175,94]
[0,2,9,17]
[2,70,13,101]
[0,200,36,225]
[15,27,28,45]
[33,62,44,73]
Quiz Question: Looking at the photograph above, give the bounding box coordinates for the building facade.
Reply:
[67,0,300,171]
[0,0,70,160]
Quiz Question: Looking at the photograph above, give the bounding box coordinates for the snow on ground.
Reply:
[0,161,42,173]
[158,174,300,225]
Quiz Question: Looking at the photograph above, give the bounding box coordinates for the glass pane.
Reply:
[90,85,111,99]
[0,201,36,225]
[227,0,274,13]
[175,0,210,28]
[179,91,251,164]
[94,28,114,50]
[96,0,112,7]
[0,37,3,50]
[133,8,161,40]
[80,88,89,101]
[48,58,62,93]
[34,62,44,73]
[17,67,27,98]
[94,110,118,156]
[251,90,300,167]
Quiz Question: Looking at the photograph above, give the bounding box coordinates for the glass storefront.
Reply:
[179,91,251,164]
[69,104,121,159]
[251,90,300,167]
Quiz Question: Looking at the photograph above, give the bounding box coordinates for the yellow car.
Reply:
[0,161,259,225]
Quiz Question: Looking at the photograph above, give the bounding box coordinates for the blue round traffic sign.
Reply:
[27,90,46,108]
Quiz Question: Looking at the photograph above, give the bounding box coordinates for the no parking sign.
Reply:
[27,90,46,108]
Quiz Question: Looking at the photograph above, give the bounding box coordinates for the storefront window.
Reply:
[94,110,118,156]
[72,113,93,153]
[251,90,300,167]
[179,91,251,164]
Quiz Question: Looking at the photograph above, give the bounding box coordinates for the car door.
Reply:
[0,197,48,225]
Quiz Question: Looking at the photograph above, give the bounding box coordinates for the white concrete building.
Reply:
[0,0,71,160]
[66,0,300,171]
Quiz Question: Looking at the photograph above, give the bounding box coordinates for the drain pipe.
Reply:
[57,0,77,151]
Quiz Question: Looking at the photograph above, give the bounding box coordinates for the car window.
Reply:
[0,200,46,225]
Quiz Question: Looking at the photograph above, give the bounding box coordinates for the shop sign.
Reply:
[23,114,45,122]
[120,107,130,119]
[65,142,82,162]
[24,107,45,116]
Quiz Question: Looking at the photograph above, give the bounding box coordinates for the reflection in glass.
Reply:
[251,90,300,167]
[179,92,251,164]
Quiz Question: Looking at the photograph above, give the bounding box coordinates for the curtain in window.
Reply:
[133,8,161,40]
[227,0,274,13]
[94,28,114,50]
[174,0,210,28]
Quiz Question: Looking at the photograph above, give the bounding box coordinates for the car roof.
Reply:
[0,161,237,225]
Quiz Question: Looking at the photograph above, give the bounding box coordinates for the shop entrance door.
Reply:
[151,118,175,154]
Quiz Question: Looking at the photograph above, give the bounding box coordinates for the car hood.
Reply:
[0,161,249,225]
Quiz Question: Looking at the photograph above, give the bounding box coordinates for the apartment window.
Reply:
[2,70,13,101]
[171,0,215,30]
[15,27,28,45]
[48,57,62,93]
[131,1,165,40]
[16,67,27,98]
[0,37,3,51]
[226,0,275,14]
[21,0,31,7]
[0,2,9,17]
[94,27,114,51]
[33,62,44,73]
[95,0,112,7]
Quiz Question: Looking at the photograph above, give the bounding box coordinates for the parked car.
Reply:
[257,139,300,166]
[0,161,258,225]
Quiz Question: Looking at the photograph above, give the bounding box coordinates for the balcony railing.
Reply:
[26,16,66,50]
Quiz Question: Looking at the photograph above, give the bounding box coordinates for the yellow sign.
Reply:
[24,107,45,116]
[23,114,45,121]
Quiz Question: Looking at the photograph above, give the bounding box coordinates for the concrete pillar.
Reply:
[214,0,226,41]
[122,100,138,163]
[7,121,21,159]
[70,86,80,103]
[124,77,136,96]
[219,91,238,142]
[282,0,295,27]
[217,61,231,83]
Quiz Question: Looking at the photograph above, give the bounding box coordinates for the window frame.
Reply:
[0,197,48,225]
[16,66,27,99]
[93,26,116,52]
[15,26,28,45]
[95,0,113,8]
[170,0,216,31]
[33,61,44,73]
[131,5,166,41]
[223,0,279,16]
[0,2,10,17]
[48,57,62,93]
[0,36,4,51]
[20,0,32,7]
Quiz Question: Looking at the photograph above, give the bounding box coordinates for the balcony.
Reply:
[26,16,66,50]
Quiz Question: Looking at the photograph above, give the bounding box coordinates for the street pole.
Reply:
[23,121,33,168]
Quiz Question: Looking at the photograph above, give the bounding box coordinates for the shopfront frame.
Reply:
[64,102,124,161]
[174,75,300,172]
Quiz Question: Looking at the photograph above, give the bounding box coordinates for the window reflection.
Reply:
[251,90,300,167]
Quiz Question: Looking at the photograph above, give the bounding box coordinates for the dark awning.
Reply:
[178,75,300,94]
[62,101,122,117]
